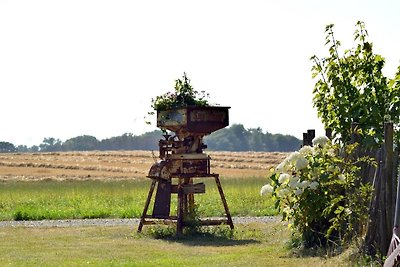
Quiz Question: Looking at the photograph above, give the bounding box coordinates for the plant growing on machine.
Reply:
[150,72,210,112]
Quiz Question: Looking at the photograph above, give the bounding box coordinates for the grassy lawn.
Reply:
[0,177,276,221]
[0,174,363,266]
[0,221,350,266]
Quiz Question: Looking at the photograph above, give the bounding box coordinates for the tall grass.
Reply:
[0,177,276,221]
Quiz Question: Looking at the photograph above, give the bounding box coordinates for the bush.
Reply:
[261,137,373,248]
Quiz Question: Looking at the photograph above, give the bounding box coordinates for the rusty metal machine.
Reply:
[137,106,234,234]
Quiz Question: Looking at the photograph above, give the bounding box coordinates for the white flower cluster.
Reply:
[271,172,319,198]
[312,136,329,147]
[260,184,273,196]
[276,148,311,173]
[260,136,330,198]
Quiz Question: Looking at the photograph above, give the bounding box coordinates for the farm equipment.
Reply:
[137,106,234,234]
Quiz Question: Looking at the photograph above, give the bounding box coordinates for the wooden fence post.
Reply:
[302,133,308,147]
[302,130,315,147]
[383,122,394,253]
[365,122,396,255]
[307,129,315,145]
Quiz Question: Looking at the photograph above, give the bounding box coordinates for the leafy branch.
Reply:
[311,21,400,146]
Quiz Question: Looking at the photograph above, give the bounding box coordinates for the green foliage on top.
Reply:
[311,21,400,146]
[151,73,210,111]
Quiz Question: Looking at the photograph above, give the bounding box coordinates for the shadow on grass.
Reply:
[140,226,261,247]
[166,233,260,247]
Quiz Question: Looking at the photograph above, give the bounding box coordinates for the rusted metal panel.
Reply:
[181,159,208,175]
[157,106,230,135]
[152,181,171,218]
[187,107,229,134]
[157,109,188,132]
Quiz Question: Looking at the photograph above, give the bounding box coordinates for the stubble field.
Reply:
[0,150,286,181]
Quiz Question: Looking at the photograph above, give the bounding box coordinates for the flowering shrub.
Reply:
[261,137,373,247]
[151,73,210,111]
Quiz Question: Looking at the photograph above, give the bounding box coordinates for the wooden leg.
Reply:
[188,178,195,215]
[137,179,157,233]
[214,174,234,230]
[176,178,184,235]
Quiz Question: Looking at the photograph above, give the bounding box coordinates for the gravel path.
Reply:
[0,216,279,228]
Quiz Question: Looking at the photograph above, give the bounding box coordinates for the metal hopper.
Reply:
[157,106,230,137]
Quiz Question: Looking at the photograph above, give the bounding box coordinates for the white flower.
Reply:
[293,203,299,209]
[295,156,309,171]
[295,188,304,196]
[299,180,310,188]
[277,188,289,197]
[299,145,313,156]
[312,136,329,147]
[260,184,274,196]
[289,177,300,188]
[287,151,301,163]
[309,181,319,190]
[276,160,289,173]
[338,174,345,182]
[278,173,291,184]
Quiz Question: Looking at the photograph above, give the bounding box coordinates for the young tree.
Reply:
[311,21,400,146]
[311,21,400,258]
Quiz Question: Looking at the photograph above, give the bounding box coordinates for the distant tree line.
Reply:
[0,124,301,153]
[205,124,300,152]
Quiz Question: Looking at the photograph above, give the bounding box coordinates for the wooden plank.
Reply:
[183,183,205,194]
[214,174,234,230]
[137,180,157,233]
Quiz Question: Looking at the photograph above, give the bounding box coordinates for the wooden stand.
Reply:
[137,173,234,234]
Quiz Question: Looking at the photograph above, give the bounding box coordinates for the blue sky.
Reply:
[1,0,400,146]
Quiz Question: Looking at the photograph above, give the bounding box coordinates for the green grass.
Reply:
[0,221,350,266]
[0,177,276,221]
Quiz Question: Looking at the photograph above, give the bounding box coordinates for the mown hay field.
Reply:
[0,151,286,221]
[0,151,287,181]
